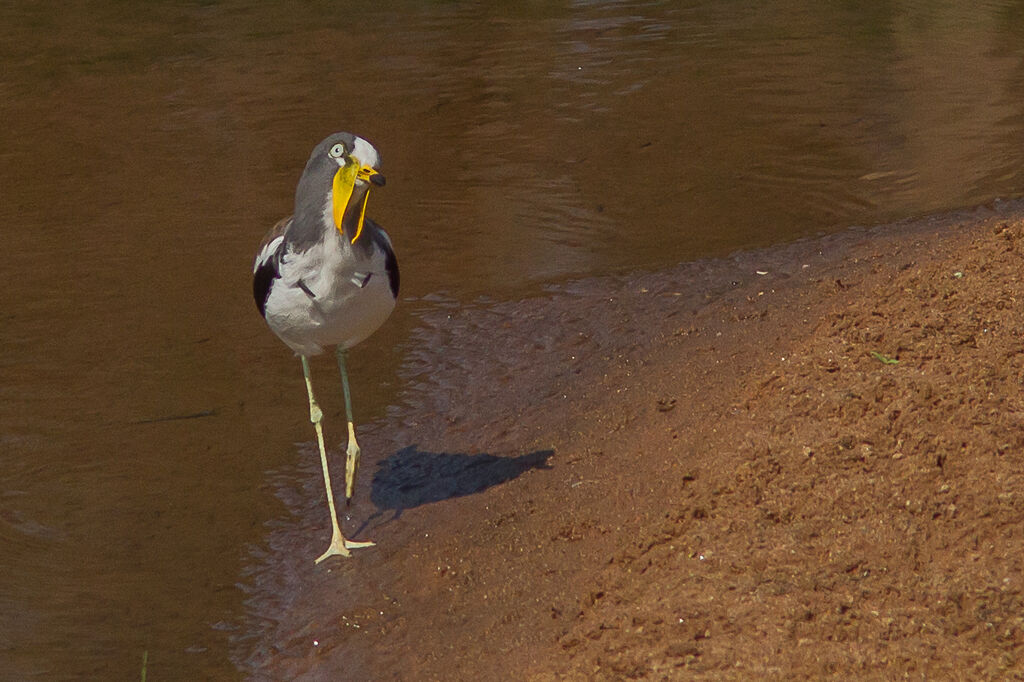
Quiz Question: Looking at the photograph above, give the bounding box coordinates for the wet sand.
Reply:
[236,200,1024,679]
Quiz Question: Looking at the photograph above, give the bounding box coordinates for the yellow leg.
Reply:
[335,347,362,503]
[300,356,373,563]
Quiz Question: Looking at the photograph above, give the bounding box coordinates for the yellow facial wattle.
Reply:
[331,163,359,239]
[353,190,370,244]
[332,162,380,244]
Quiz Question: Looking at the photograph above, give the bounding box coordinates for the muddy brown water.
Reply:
[2,1,1024,679]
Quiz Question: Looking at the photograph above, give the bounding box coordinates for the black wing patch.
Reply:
[253,258,280,318]
[367,221,400,298]
[253,219,291,318]
[384,244,400,298]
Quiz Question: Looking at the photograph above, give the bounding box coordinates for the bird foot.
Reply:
[314,535,376,564]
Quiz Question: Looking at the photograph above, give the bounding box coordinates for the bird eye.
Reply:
[329,143,346,158]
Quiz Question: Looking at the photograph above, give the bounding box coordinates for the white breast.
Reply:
[264,228,395,356]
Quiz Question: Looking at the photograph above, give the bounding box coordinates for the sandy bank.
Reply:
[239,200,1024,680]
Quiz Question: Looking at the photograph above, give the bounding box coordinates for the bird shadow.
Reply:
[360,445,554,524]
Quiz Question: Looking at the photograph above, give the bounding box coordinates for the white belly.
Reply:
[264,234,396,356]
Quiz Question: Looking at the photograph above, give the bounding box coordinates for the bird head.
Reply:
[301,132,386,244]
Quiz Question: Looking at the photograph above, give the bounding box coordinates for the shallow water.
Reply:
[2,1,1023,678]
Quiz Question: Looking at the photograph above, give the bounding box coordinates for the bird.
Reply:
[252,132,399,563]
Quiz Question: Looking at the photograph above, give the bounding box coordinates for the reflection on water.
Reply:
[1,0,1023,678]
